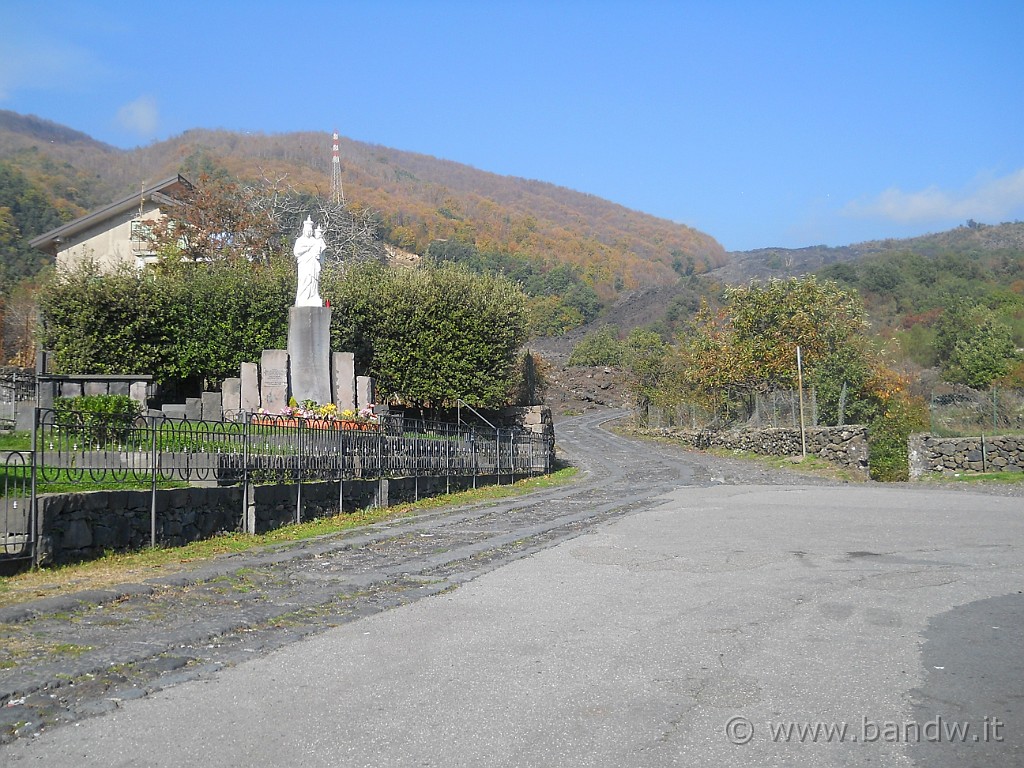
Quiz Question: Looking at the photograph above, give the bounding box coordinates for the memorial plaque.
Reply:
[261,350,290,413]
[333,351,356,411]
[184,397,202,421]
[163,404,187,421]
[129,381,149,407]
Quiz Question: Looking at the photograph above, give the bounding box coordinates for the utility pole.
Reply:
[796,346,807,459]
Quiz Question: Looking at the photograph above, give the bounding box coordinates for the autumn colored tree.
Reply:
[147,173,385,270]
[665,277,883,424]
[147,174,284,265]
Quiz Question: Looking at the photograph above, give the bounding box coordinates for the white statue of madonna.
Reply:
[293,216,327,307]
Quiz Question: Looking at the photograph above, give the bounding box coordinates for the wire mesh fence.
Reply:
[642,384,1024,437]
[642,389,820,431]
[924,385,1024,436]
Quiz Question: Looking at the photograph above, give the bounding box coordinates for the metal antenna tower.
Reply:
[330,129,345,206]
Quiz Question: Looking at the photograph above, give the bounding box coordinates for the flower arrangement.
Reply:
[340,405,379,424]
[255,400,378,428]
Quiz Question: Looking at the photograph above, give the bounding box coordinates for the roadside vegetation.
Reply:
[577,276,929,480]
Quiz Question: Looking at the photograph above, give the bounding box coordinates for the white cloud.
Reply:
[115,95,159,137]
[844,168,1024,224]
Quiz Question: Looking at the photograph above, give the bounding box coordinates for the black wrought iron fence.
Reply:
[0,451,31,561]
[1,408,552,564]
[31,409,550,486]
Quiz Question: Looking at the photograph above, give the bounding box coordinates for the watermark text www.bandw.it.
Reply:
[724,715,1005,745]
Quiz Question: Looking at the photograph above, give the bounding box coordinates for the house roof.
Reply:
[29,174,194,253]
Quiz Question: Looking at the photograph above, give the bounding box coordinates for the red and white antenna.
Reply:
[330,129,345,206]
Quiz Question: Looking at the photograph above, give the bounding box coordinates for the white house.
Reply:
[30,175,193,271]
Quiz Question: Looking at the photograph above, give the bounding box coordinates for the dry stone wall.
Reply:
[639,425,869,476]
[909,434,1024,476]
[34,473,508,565]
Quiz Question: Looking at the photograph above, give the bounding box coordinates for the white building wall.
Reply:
[56,202,166,271]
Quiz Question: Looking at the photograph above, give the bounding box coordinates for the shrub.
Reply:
[567,327,623,367]
[52,395,142,447]
[867,395,929,481]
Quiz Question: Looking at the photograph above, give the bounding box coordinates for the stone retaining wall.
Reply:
[908,434,1024,476]
[35,473,506,566]
[639,425,869,476]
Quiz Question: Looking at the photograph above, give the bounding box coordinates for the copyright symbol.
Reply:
[725,716,754,744]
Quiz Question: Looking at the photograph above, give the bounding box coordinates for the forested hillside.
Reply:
[0,111,725,302]
[3,108,1022,388]
[814,223,1024,384]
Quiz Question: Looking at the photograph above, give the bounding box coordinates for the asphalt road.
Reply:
[3,410,1023,766]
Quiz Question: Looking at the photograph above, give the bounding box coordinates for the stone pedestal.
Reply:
[288,306,333,406]
[261,350,290,413]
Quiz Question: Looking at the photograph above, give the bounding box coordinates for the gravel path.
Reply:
[0,408,1015,746]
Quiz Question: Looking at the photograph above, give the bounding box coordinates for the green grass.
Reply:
[37,478,191,494]
[0,432,31,450]
[920,470,1024,485]
[0,465,189,497]
[707,447,866,483]
[0,466,579,608]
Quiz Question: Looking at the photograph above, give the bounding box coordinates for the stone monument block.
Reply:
[260,350,290,413]
[60,382,83,399]
[163,404,188,420]
[333,351,356,411]
[356,375,376,409]
[222,377,242,420]
[38,380,55,409]
[129,381,149,407]
[288,306,332,405]
[184,397,202,421]
[15,402,33,433]
[85,381,107,397]
[240,362,260,413]
[109,381,129,396]
[201,391,222,422]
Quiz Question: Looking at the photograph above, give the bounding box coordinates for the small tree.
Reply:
[148,174,283,265]
[567,326,623,367]
[622,328,666,411]
[940,308,1018,389]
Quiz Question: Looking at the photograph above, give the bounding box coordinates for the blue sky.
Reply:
[2,1,1022,252]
